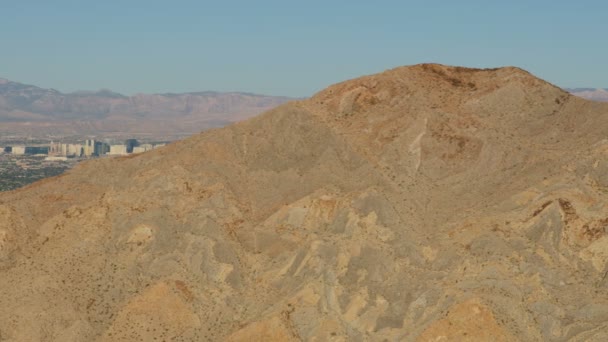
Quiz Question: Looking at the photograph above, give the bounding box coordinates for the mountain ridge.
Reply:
[0,77,294,137]
[0,76,292,99]
[566,87,608,102]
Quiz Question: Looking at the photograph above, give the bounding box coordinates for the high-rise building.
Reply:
[109,144,128,155]
[11,146,25,155]
[49,143,83,157]
[132,144,154,154]
[94,141,109,156]
[83,139,95,157]
[24,146,49,155]
[49,142,61,155]
[70,144,82,157]
[125,139,139,153]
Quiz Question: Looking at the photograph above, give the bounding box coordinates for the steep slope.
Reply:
[1,64,608,341]
[0,78,292,137]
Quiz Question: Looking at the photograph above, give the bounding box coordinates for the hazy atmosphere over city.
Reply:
[1,1,608,341]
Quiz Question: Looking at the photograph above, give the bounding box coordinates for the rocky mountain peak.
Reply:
[306,64,569,122]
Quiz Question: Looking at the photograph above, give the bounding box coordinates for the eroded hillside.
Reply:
[1,64,608,341]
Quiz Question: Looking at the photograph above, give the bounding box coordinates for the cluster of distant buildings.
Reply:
[2,139,165,160]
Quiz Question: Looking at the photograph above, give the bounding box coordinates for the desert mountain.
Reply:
[2,64,608,341]
[567,88,608,102]
[0,77,292,137]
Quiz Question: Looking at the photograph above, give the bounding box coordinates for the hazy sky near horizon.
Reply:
[1,1,606,97]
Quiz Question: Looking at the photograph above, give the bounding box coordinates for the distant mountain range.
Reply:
[0,78,293,138]
[566,88,608,102]
[2,76,605,139]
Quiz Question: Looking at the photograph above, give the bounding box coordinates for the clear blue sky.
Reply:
[1,1,606,97]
